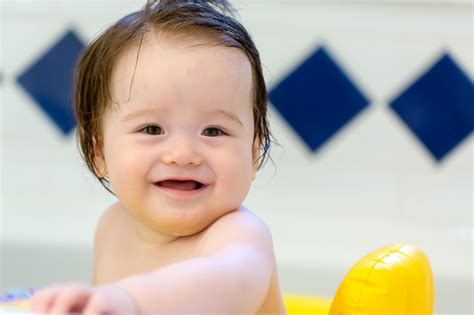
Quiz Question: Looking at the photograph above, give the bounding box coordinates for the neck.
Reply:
[134,220,180,247]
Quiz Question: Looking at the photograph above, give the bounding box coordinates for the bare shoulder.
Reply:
[94,202,128,241]
[200,206,274,256]
[92,202,129,284]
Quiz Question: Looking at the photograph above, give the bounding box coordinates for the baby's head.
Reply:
[74,0,271,237]
[76,0,270,188]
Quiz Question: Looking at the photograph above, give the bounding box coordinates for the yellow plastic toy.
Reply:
[284,243,434,314]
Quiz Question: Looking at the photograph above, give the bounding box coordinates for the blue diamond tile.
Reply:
[17,29,85,135]
[269,46,370,152]
[390,53,474,162]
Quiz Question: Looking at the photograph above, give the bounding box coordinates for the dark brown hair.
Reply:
[74,0,271,191]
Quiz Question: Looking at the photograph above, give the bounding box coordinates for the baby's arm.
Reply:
[118,210,274,314]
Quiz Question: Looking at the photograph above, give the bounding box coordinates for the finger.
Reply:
[49,284,92,315]
[83,294,109,315]
[29,285,63,313]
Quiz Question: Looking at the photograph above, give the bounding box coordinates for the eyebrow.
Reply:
[121,109,159,122]
[122,108,243,126]
[213,110,243,127]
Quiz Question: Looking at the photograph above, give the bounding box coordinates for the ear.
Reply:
[93,137,107,179]
[251,139,260,180]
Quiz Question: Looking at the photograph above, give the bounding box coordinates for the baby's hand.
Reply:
[29,282,138,315]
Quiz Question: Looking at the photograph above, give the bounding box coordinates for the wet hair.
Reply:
[74,0,271,192]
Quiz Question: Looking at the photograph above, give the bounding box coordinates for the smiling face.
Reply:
[95,33,257,242]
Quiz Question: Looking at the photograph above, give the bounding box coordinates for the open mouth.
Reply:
[155,180,205,191]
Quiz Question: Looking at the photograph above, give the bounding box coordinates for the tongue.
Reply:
[159,180,198,191]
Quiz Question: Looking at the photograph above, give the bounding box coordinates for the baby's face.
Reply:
[97,34,257,241]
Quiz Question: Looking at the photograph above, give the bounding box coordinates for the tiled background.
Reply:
[1,0,473,313]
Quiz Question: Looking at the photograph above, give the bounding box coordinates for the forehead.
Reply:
[109,32,253,113]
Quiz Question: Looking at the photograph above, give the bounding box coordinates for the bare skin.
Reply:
[92,202,286,315]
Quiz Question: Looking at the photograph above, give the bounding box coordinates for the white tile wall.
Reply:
[1,1,472,313]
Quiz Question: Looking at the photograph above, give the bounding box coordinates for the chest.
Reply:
[94,240,152,284]
[94,228,202,285]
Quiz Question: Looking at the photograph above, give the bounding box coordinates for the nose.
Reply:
[160,135,203,166]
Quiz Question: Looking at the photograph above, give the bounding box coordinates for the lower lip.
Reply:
[154,184,209,198]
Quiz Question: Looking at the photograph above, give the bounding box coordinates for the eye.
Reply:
[202,127,225,137]
[141,125,164,135]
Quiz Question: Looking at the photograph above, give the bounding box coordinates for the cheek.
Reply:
[216,143,254,191]
[104,141,149,186]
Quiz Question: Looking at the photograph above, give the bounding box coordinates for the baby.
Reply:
[29,0,286,314]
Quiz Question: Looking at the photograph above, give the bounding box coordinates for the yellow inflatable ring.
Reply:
[284,243,434,314]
